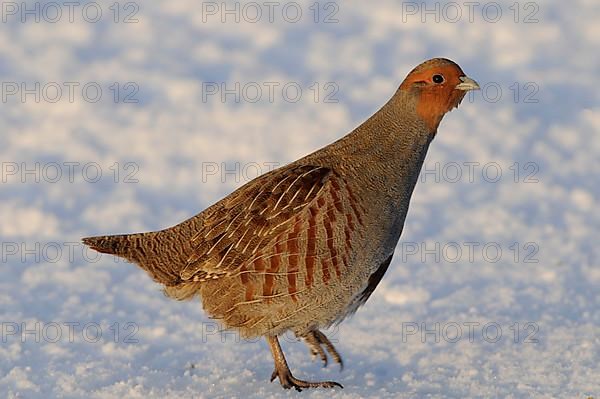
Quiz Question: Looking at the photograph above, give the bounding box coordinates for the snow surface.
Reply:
[1,0,599,397]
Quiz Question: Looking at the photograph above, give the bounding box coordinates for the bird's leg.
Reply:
[301,330,344,370]
[302,331,328,366]
[266,335,343,391]
[314,330,344,370]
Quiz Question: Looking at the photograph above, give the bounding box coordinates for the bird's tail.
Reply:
[82,231,182,286]
[82,234,139,259]
[82,213,207,300]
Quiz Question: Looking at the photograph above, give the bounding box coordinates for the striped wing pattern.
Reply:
[180,165,332,282]
[237,175,366,299]
[197,167,369,333]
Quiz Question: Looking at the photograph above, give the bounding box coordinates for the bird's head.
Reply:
[399,58,480,132]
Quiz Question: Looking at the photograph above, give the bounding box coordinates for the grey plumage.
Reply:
[83,58,479,390]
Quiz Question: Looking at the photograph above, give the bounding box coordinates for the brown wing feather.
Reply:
[180,165,332,282]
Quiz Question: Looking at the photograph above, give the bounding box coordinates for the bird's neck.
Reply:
[314,92,436,241]
[356,118,433,199]
[334,92,435,189]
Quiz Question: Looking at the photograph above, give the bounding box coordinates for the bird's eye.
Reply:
[432,74,445,84]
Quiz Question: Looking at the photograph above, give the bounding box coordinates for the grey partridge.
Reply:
[83,58,479,391]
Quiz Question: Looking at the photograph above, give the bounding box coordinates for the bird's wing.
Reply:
[180,165,334,282]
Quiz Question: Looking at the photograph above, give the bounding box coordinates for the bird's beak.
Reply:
[455,76,480,91]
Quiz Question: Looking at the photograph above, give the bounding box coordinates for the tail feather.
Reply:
[82,231,182,286]
[82,234,137,258]
[82,215,206,298]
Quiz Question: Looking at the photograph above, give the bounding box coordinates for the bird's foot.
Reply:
[270,368,343,391]
[266,334,343,391]
[302,330,344,370]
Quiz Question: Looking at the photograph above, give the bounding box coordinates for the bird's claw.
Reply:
[302,330,344,371]
[270,367,343,391]
[309,343,328,367]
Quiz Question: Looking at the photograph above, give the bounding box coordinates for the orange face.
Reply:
[400,59,479,132]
